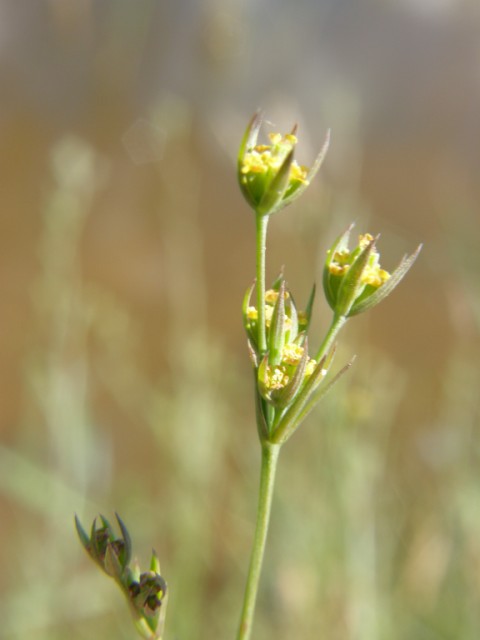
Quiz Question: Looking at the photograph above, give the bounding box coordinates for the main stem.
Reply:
[255,214,269,354]
[236,442,281,640]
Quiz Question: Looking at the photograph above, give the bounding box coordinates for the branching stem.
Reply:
[315,313,347,362]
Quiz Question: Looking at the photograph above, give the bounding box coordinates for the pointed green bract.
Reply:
[74,514,90,551]
[256,149,295,216]
[270,337,310,409]
[350,244,422,315]
[267,280,287,366]
[271,347,336,445]
[335,234,378,317]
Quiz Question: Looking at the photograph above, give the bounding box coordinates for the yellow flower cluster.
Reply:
[328,234,390,288]
[263,345,317,392]
[247,289,293,330]
[240,133,309,185]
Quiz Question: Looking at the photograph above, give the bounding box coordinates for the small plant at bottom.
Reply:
[75,513,167,640]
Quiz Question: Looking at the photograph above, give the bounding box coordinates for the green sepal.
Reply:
[92,515,115,570]
[255,381,270,441]
[349,244,422,316]
[281,129,330,209]
[300,283,316,336]
[257,354,271,402]
[89,517,102,565]
[129,557,142,583]
[257,148,294,216]
[238,111,263,168]
[74,514,90,552]
[285,290,299,343]
[270,270,284,292]
[237,111,264,208]
[104,542,124,582]
[115,512,132,567]
[150,549,161,574]
[271,346,336,444]
[323,224,354,310]
[270,337,310,409]
[334,235,378,317]
[268,280,286,366]
[247,339,259,368]
[242,281,257,351]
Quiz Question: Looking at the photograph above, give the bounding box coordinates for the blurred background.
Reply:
[0,1,479,639]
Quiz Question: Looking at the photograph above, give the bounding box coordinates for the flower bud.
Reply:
[75,514,168,639]
[75,513,131,579]
[238,112,329,216]
[129,570,167,619]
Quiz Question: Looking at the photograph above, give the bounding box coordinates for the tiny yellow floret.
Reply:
[305,359,317,377]
[264,289,290,305]
[361,266,390,287]
[329,263,348,276]
[266,365,290,390]
[359,233,375,249]
[265,289,279,305]
[282,344,304,365]
[289,162,309,184]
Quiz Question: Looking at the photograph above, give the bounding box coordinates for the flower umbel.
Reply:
[238,111,330,216]
[243,275,337,442]
[323,225,422,318]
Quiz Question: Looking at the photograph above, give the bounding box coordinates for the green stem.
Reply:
[236,442,281,640]
[315,313,348,362]
[255,214,269,354]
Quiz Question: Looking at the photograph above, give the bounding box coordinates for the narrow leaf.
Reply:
[293,357,356,428]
